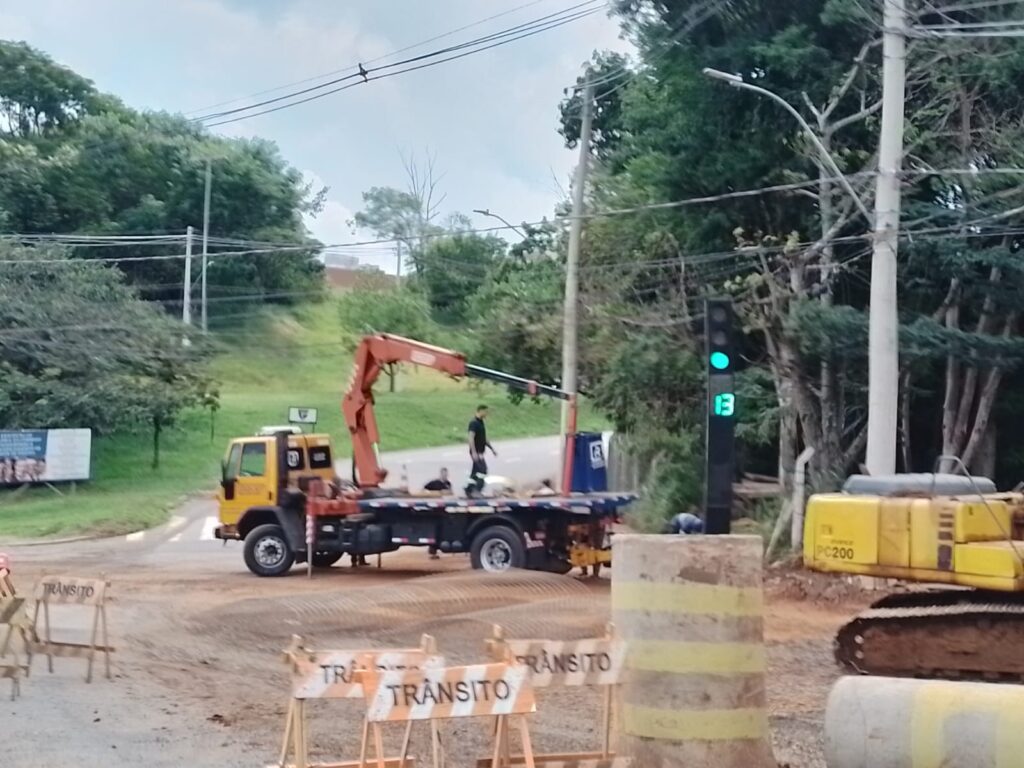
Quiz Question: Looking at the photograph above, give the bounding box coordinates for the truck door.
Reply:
[219,438,278,525]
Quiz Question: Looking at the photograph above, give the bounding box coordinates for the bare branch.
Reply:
[830,98,883,134]
[822,38,881,123]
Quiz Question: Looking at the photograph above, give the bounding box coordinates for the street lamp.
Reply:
[472,208,528,239]
[702,68,872,224]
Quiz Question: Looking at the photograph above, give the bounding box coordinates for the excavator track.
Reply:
[834,589,1024,681]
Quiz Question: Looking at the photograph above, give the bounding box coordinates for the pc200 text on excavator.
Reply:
[214,333,635,577]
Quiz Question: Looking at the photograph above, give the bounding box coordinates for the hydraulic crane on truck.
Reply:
[215,333,633,577]
[342,334,578,493]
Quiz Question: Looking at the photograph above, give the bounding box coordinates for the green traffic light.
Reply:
[710,351,731,370]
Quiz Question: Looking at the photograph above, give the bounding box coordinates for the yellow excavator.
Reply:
[803,458,1024,680]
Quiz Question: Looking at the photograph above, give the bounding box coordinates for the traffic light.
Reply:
[704,298,736,534]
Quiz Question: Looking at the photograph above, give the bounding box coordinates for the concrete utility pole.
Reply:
[866,0,907,476]
[182,226,193,346]
[560,78,594,456]
[201,160,212,333]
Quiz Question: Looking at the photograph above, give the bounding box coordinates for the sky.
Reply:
[1,0,633,270]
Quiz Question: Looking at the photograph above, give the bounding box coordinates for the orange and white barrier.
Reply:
[358,662,539,768]
[362,663,536,722]
[292,649,444,700]
[502,638,626,688]
[486,625,631,768]
[28,575,112,683]
[274,634,442,768]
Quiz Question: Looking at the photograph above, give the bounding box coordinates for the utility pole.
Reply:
[395,241,402,282]
[201,160,212,333]
[866,0,907,475]
[182,226,193,346]
[559,77,594,488]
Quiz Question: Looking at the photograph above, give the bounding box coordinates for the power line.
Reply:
[184,0,560,116]
[197,2,604,126]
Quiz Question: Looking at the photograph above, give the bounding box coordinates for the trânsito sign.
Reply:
[0,429,92,485]
[288,407,318,425]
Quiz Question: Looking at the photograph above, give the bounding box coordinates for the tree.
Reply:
[337,283,438,391]
[0,41,106,138]
[0,243,218,467]
[353,150,447,277]
[415,233,506,321]
[0,41,324,308]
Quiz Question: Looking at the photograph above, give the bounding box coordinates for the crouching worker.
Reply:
[663,512,705,535]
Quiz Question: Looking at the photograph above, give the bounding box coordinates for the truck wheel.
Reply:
[243,524,295,577]
[470,527,526,573]
[312,552,343,568]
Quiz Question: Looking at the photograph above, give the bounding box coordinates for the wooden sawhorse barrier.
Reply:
[28,575,113,683]
[274,634,443,768]
[0,556,33,699]
[483,624,632,768]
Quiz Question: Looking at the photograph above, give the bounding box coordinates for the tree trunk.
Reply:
[777,377,798,495]
[899,369,913,472]
[972,420,997,480]
[152,416,162,470]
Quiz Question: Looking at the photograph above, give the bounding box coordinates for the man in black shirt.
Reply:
[466,405,496,494]
[424,468,452,493]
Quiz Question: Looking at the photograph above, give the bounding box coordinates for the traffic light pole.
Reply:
[704,298,736,534]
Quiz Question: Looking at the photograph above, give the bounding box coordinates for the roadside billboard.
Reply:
[0,429,92,484]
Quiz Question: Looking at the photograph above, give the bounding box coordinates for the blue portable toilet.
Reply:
[571,432,608,492]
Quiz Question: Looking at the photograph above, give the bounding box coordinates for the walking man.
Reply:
[466,404,496,495]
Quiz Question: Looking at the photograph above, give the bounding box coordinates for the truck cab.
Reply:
[217,430,335,538]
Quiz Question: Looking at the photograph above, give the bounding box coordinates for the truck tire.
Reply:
[243,524,295,577]
[470,526,526,573]
[312,552,343,568]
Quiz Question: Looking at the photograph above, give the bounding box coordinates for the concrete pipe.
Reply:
[611,534,776,768]
[825,675,1024,768]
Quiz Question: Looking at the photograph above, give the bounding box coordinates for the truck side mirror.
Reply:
[221,460,236,500]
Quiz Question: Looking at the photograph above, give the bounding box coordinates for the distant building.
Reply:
[324,263,395,292]
[323,253,359,270]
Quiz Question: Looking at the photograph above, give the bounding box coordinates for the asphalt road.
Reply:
[2,433,610,572]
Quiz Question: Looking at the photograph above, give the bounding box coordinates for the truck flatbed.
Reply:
[354,492,637,515]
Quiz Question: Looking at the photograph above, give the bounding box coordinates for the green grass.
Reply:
[0,301,606,539]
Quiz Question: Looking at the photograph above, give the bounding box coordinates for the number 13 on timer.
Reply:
[713,392,735,417]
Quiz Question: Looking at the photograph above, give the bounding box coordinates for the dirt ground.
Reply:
[1,550,874,768]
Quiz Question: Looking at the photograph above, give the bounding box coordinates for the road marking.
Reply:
[505,457,523,464]
[169,533,183,543]
[199,516,219,541]
[126,531,145,542]
[167,515,187,531]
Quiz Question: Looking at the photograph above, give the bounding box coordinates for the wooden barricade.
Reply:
[482,625,631,768]
[0,556,33,700]
[28,575,112,683]
[360,662,538,768]
[275,634,443,768]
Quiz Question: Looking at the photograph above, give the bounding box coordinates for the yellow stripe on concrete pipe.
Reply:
[627,640,766,675]
[623,703,769,741]
[612,581,764,617]
[911,681,1024,768]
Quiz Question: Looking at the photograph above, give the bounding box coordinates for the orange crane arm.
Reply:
[340,333,575,489]
[342,334,468,487]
